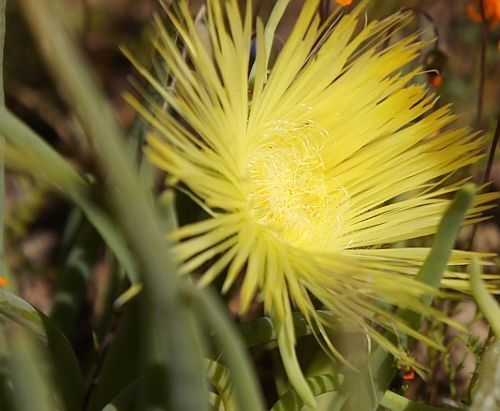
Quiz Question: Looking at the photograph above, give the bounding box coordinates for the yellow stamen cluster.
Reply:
[247,120,349,250]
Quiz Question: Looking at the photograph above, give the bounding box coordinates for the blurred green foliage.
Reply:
[0,1,498,410]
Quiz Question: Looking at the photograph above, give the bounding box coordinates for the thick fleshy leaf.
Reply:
[470,341,500,411]
[7,326,63,411]
[17,0,210,409]
[271,373,344,411]
[192,286,266,411]
[470,257,500,338]
[86,300,140,411]
[339,185,475,411]
[380,390,466,411]
[0,288,85,410]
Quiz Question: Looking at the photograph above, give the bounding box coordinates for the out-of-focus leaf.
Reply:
[0,288,45,341]
[0,109,140,285]
[0,321,12,410]
[17,0,209,408]
[192,286,265,411]
[239,311,316,348]
[0,3,12,405]
[0,0,5,101]
[470,341,500,411]
[101,360,236,411]
[271,374,464,411]
[0,288,84,410]
[470,257,500,338]
[380,390,466,411]
[469,257,500,410]
[87,299,140,411]
[51,223,101,339]
[101,380,138,411]
[7,325,64,411]
[0,109,82,188]
[0,0,6,279]
[271,373,344,411]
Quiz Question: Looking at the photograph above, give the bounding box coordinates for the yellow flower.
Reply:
[129,0,497,404]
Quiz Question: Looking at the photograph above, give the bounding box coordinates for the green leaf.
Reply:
[16,1,209,408]
[0,288,84,410]
[50,223,101,339]
[469,257,500,338]
[0,321,12,410]
[405,183,476,307]
[0,288,46,340]
[0,0,6,281]
[101,381,138,411]
[469,258,500,411]
[380,390,466,411]
[470,341,500,411]
[0,109,140,285]
[87,299,140,411]
[271,373,344,411]
[270,374,465,411]
[7,325,65,411]
[191,286,266,411]
[339,184,476,411]
[239,311,316,348]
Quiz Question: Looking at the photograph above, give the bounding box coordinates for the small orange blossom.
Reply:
[467,0,500,27]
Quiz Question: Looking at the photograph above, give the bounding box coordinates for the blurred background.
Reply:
[1,0,499,407]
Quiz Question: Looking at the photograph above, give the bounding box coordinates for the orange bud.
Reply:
[430,74,443,88]
[401,368,415,381]
[0,277,7,287]
[336,0,353,5]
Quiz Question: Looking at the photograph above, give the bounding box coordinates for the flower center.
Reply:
[247,120,349,251]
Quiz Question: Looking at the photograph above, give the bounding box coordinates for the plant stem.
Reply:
[468,116,500,249]
[475,0,488,129]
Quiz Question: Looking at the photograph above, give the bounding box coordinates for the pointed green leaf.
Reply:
[340,185,476,411]
[16,1,209,408]
[380,390,466,411]
[7,326,64,411]
[470,341,500,411]
[0,288,84,410]
[469,257,500,338]
[191,286,265,411]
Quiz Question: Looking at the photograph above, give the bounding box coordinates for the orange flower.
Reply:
[0,277,7,287]
[336,0,353,6]
[467,0,500,27]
